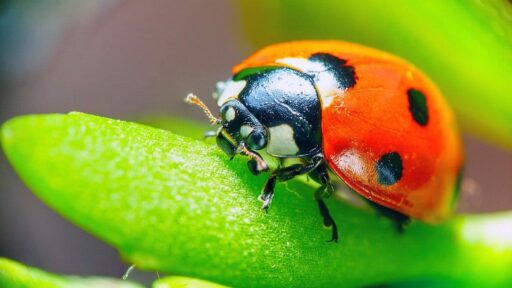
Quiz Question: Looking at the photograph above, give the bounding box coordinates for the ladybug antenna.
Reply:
[185,93,221,125]
[240,143,268,172]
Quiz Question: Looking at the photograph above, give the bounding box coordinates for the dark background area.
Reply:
[0,0,510,284]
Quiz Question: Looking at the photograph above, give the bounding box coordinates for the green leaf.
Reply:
[137,115,209,139]
[237,0,512,149]
[1,112,512,287]
[0,257,143,288]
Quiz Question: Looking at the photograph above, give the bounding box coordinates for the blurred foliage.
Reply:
[0,257,227,288]
[237,0,512,149]
[0,257,143,288]
[1,112,512,287]
[153,276,227,288]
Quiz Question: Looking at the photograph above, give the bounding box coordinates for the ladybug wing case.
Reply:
[320,55,463,222]
[233,41,464,222]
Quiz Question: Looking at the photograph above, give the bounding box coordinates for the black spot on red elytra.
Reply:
[376,152,403,186]
[407,88,429,126]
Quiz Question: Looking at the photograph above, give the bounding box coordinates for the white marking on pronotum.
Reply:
[212,81,226,100]
[267,124,299,155]
[216,80,247,106]
[240,125,254,137]
[316,73,343,107]
[276,57,346,108]
[276,57,325,72]
[225,107,236,122]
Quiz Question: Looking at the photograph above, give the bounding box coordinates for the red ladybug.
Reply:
[187,40,464,242]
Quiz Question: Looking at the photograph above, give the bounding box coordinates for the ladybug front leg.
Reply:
[260,175,277,211]
[259,154,323,211]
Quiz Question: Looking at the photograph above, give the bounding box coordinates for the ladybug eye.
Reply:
[216,133,236,156]
[246,129,267,150]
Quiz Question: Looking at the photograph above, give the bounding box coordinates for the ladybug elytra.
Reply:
[186,40,464,242]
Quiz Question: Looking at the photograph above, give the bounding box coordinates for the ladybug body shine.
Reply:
[187,40,464,242]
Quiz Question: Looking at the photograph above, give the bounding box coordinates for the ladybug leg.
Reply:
[310,165,338,243]
[260,175,277,211]
[259,154,323,211]
[367,201,410,233]
[316,198,338,242]
[246,150,267,175]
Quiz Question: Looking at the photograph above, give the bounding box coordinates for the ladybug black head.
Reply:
[185,94,269,172]
[218,99,268,152]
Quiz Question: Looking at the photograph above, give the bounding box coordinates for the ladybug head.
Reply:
[185,94,269,172]
[218,99,268,152]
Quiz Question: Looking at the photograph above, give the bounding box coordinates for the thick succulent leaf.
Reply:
[1,113,512,287]
[137,115,209,139]
[237,0,512,149]
[0,257,143,288]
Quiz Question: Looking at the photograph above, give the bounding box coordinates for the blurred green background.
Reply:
[239,0,512,149]
[0,0,511,286]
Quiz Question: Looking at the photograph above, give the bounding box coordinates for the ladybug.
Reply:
[186,40,464,242]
